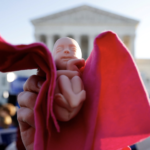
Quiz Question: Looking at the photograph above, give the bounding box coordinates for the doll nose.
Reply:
[64,49,70,54]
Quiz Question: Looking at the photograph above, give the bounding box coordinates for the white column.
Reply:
[34,34,41,42]
[130,35,135,58]
[47,35,53,52]
[60,34,66,38]
[88,35,95,56]
[118,35,124,43]
[74,35,81,47]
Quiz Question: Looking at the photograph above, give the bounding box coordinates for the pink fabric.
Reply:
[0,31,150,150]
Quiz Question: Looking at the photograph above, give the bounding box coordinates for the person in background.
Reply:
[0,103,16,129]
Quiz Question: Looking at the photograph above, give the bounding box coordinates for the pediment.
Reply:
[31,5,139,25]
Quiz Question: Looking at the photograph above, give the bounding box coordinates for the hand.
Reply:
[17,75,45,150]
[67,58,85,71]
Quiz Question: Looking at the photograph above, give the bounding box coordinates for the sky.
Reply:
[0,0,150,58]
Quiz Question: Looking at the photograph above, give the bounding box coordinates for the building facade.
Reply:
[31,5,138,58]
[0,4,150,104]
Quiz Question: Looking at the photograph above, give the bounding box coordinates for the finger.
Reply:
[17,91,37,110]
[23,75,45,93]
[17,107,35,130]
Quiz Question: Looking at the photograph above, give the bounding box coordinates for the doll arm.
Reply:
[67,58,85,71]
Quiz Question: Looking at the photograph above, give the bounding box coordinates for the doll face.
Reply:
[53,37,82,70]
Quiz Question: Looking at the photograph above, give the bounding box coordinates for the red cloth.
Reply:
[121,147,131,150]
[0,31,150,150]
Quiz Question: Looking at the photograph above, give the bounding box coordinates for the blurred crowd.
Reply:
[0,103,17,129]
[0,102,25,150]
[0,103,17,150]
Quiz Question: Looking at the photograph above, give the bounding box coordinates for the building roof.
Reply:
[31,5,139,26]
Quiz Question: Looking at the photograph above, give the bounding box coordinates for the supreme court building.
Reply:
[31,5,138,59]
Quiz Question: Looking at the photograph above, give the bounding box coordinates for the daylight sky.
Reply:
[0,0,150,58]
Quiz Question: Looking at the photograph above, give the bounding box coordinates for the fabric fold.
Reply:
[0,39,58,149]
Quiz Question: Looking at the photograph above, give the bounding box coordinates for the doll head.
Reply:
[53,37,82,70]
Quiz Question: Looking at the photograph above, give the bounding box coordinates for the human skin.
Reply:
[17,75,45,150]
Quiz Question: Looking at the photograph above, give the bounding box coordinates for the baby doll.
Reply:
[52,37,86,121]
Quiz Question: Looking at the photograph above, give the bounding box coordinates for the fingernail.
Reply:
[38,80,44,88]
